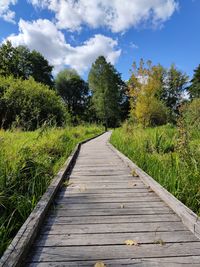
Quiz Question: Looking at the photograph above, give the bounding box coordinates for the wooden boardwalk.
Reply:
[26,132,200,266]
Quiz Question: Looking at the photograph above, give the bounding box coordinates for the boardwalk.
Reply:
[26,132,200,266]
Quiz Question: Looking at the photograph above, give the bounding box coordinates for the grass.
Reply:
[0,124,103,256]
[110,123,200,216]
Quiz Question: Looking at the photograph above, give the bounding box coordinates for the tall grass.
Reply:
[0,125,103,256]
[111,123,200,215]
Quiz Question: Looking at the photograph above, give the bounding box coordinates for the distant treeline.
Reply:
[0,41,200,130]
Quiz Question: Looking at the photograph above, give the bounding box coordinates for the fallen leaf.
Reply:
[124,239,139,246]
[131,169,139,177]
[94,261,107,267]
[63,181,73,187]
[154,239,165,246]
[147,186,154,192]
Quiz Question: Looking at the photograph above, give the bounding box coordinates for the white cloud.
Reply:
[7,19,121,74]
[29,0,179,32]
[0,0,17,23]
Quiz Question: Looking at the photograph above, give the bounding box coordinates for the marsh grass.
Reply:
[0,125,103,255]
[111,124,200,215]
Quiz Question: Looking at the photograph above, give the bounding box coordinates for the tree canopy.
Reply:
[0,41,54,87]
[55,69,89,121]
[188,64,200,99]
[88,56,125,129]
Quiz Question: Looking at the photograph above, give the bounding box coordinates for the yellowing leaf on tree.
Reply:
[94,261,107,267]
[124,239,139,246]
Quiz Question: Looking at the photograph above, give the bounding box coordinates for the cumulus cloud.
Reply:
[7,19,121,73]
[29,0,179,32]
[0,0,17,23]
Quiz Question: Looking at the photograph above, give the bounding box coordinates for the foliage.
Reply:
[0,125,103,256]
[128,59,168,126]
[0,76,67,130]
[0,41,54,87]
[128,59,188,126]
[111,124,200,215]
[188,64,200,99]
[160,64,188,120]
[88,56,126,128]
[55,69,89,121]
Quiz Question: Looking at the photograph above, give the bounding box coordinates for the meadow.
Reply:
[111,123,200,216]
[0,125,103,255]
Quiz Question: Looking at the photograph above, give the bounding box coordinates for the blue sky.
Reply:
[0,0,199,81]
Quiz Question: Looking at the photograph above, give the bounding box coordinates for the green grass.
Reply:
[111,123,200,216]
[0,124,103,256]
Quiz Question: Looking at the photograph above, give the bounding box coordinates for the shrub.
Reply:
[0,76,67,130]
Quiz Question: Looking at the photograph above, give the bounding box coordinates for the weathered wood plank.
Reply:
[46,214,180,225]
[34,230,198,247]
[50,207,173,217]
[27,242,200,262]
[26,256,200,267]
[55,196,161,204]
[42,221,186,235]
[53,201,166,210]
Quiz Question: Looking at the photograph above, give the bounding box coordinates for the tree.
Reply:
[88,56,123,129]
[160,64,188,119]
[55,69,89,121]
[128,59,168,126]
[188,64,200,99]
[0,41,54,87]
[29,50,54,87]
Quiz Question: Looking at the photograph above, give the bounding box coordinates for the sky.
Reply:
[0,0,200,81]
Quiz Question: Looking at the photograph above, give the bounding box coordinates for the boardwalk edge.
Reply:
[108,141,200,240]
[0,132,105,267]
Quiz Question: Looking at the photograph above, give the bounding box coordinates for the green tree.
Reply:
[160,64,188,119]
[55,69,89,121]
[188,64,200,99]
[29,50,54,87]
[0,41,54,87]
[88,56,123,129]
[0,76,67,130]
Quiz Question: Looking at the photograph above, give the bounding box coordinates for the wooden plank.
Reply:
[57,192,156,198]
[108,142,200,239]
[26,256,200,267]
[64,183,148,189]
[55,196,161,204]
[42,221,186,235]
[34,230,198,247]
[52,201,166,210]
[46,214,180,225]
[27,242,200,262]
[50,207,173,217]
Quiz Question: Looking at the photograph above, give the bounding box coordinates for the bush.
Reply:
[0,76,67,130]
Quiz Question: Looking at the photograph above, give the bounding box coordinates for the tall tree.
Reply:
[160,64,188,119]
[55,69,89,121]
[88,56,124,129]
[128,59,168,126]
[0,41,54,87]
[188,64,200,99]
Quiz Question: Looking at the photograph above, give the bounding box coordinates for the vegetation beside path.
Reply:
[111,123,200,216]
